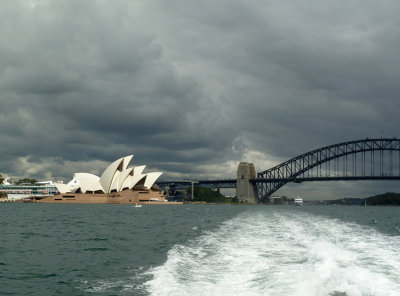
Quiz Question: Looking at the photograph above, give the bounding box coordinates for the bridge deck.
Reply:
[160,138,400,202]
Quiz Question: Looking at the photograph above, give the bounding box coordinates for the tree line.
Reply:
[0,174,38,185]
[366,192,400,206]
[186,187,239,203]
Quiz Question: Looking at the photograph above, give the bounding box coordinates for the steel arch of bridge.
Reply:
[256,138,400,201]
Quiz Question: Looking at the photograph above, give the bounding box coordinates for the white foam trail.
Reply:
[145,210,400,296]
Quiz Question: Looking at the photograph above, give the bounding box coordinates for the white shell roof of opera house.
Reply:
[55,155,163,194]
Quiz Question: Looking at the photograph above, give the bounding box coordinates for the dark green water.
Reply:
[1,204,399,295]
[0,204,248,295]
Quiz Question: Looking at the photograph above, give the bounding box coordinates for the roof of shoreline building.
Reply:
[55,155,163,194]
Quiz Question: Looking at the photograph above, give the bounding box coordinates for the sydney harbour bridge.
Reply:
[158,138,400,203]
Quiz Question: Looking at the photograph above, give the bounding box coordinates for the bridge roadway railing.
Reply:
[158,180,237,191]
[253,176,400,184]
[159,174,400,199]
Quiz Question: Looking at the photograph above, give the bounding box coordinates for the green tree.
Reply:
[0,174,5,198]
[16,178,38,185]
[366,192,400,206]
[187,187,237,203]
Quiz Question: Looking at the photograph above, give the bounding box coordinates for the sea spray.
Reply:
[145,210,400,296]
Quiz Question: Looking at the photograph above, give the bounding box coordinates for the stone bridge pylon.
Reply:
[236,162,258,203]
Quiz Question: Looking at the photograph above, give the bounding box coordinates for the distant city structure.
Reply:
[270,196,284,204]
[0,180,58,201]
[5,138,400,204]
[1,155,178,204]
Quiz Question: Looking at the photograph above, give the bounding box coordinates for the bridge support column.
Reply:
[236,162,258,203]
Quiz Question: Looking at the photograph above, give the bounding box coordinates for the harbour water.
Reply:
[1,203,400,295]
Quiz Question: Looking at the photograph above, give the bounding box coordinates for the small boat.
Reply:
[134,204,142,208]
[294,197,303,206]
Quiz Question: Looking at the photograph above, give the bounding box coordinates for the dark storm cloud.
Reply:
[0,0,237,180]
[1,0,400,198]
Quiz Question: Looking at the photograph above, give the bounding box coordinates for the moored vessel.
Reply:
[294,197,303,205]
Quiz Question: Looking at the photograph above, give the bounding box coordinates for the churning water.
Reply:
[1,204,399,295]
[146,208,400,296]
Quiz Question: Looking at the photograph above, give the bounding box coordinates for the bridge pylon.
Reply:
[236,162,258,203]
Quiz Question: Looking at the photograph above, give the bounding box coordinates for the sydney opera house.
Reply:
[39,155,174,204]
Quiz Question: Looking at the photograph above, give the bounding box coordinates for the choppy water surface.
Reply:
[1,204,399,295]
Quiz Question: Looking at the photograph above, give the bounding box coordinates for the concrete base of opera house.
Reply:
[31,189,183,204]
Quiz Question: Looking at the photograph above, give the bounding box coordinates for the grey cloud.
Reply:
[1,0,400,199]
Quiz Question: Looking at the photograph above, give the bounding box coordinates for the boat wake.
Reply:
[145,210,400,296]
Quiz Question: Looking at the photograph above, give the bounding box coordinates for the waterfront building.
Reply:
[36,155,176,204]
[1,155,175,204]
[0,183,58,200]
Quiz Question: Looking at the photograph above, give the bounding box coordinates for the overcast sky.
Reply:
[1,0,400,199]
